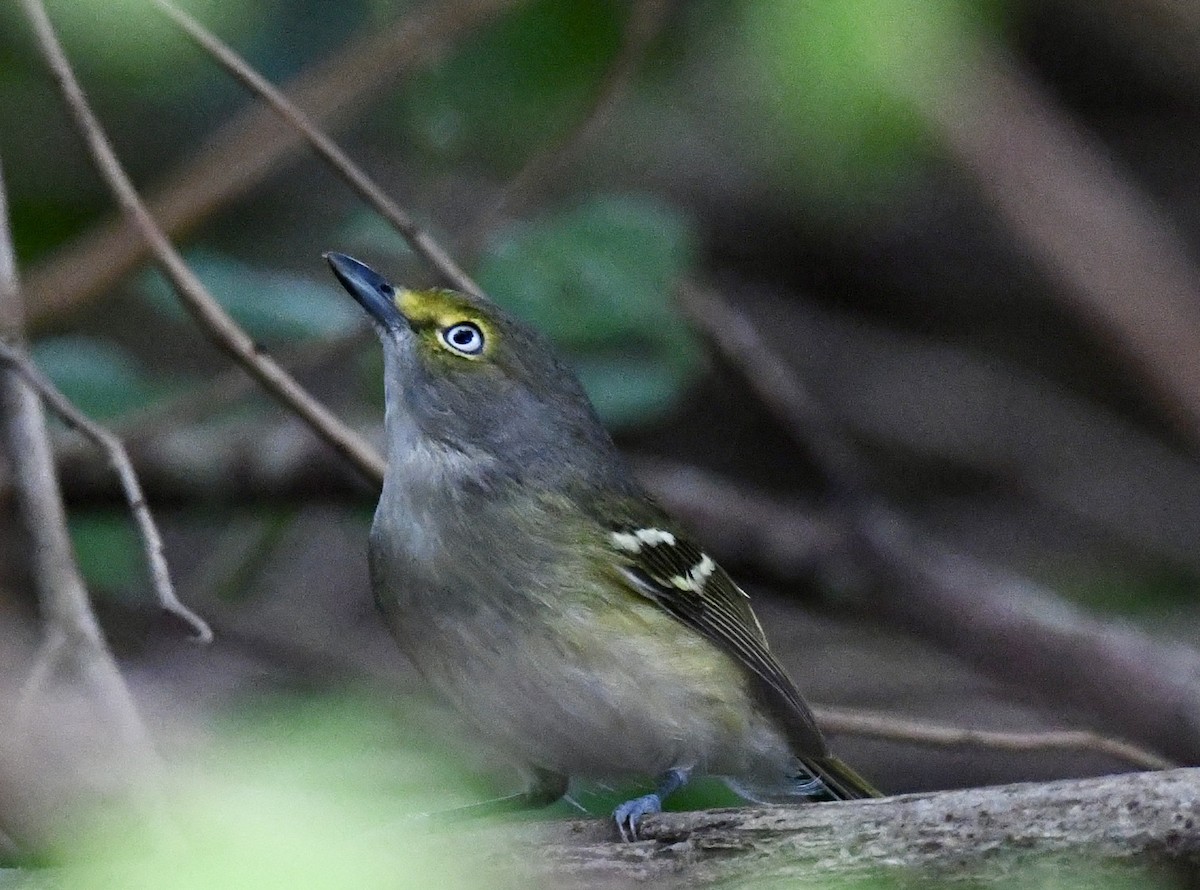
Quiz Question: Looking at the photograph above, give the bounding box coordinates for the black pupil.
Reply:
[452,326,476,346]
[378,283,394,297]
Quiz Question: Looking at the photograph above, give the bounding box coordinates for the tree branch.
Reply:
[20,0,386,486]
[813,705,1174,773]
[0,339,210,643]
[677,281,1200,762]
[517,767,1200,885]
[151,0,484,300]
[24,0,522,324]
[0,159,161,786]
[923,40,1200,451]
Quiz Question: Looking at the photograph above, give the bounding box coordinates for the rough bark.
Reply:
[494,768,1200,886]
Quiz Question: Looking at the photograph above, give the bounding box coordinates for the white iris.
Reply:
[440,322,485,356]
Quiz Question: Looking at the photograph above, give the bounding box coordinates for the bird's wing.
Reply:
[603,516,829,759]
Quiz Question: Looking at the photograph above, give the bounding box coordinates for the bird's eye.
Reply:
[438,321,485,356]
[378,282,394,298]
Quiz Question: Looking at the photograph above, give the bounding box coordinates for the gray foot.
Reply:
[613,792,662,841]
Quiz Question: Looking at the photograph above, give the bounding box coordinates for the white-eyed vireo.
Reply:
[325,252,879,840]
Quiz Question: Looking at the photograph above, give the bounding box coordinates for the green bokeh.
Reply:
[31,336,162,420]
[67,511,141,597]
[58,696,502,890]
[0,0,266,92]
[737,0,1008,207]
[1048,562,1198,616]
[477,194,702,428]
[139,250,362,342]
[392,0,624,169]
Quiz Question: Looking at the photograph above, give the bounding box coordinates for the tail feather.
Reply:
[802,755,881,800]
[725,756,882,805]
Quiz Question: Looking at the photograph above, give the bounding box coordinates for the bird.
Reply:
[324,251,879,840]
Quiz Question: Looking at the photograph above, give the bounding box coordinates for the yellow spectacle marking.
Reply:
[394,288,497,359]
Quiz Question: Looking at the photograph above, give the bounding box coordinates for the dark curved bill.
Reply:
[324,252,406,331]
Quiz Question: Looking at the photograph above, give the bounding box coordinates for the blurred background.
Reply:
[2,0,1200,884]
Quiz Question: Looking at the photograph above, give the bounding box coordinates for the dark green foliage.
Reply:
[139,250,361,342]
[30,336,162,419]
[391,0,625,169]
[478,195,701,427]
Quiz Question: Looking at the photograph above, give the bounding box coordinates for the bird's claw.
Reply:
[613,792,662,841]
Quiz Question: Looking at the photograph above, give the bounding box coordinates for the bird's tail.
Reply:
[801,755,881,800]
[725,755,881,805]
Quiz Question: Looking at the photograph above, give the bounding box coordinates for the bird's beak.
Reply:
[324,252,407,331]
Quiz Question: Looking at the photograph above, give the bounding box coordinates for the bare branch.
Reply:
[151,0,483,299]
[631,455,842,574]
[19,0,386,486]
[0,158,161,783]
[922,41,1200,450]
[677,281,871,501]
[0,340,211,643]
[24,0,522,323]
[678,281,1200,762]
[515,767,1200,885]
[813,705,1175,773]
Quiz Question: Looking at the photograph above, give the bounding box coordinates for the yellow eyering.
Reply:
[394,288,497,360]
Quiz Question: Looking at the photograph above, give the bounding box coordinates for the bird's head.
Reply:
[325,252,624,492]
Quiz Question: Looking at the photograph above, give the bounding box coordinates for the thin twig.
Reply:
[20,0,386,486]
[813,705,1175,773]
[0,158,162,788]
[678,281,1200,762]
[0,339,211,642]
[25,0,522,323]
[920,40,1200,451]
[676,281,870,502]
[110,330,365,443]
[152,0,483,299]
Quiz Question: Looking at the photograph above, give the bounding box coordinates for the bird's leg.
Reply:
[613,766,692,841]
[429,767,568,823]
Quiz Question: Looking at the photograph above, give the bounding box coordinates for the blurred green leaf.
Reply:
[394,0,624,168]
[477,194,702,428]
[737,0,1009,206]
[67,511,141,597]
[10,197,102,262]
[30,336,158,420]
[571,356,690,430]
[60,695,503,890]
[139,250,362,342]
[0,0,264,93]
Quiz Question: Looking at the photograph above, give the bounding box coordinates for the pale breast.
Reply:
[380,563,794,782]
[369,459,795,784]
